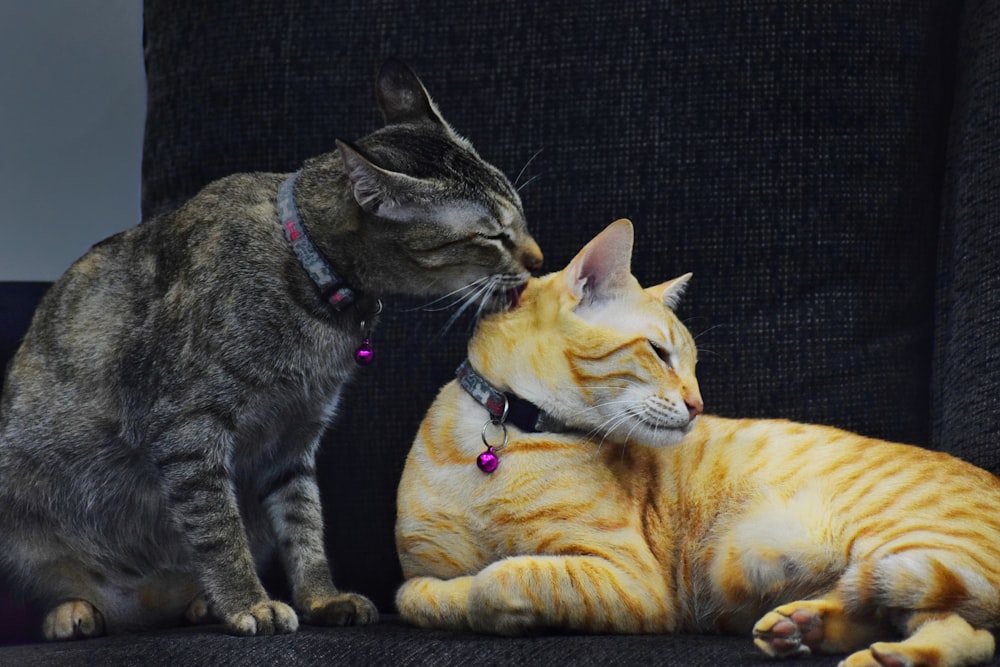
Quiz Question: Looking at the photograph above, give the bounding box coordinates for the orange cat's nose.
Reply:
[685,399,704,420]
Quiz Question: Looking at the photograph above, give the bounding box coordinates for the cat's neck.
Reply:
[278,172,361,311]
[288,162,368,289]
[290,157,413,295]
[456,359,561,434]
[456,357,595,441]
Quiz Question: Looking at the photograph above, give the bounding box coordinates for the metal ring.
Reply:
[496,396,510,425]
[481,420,509,451]
[360,299,384,334]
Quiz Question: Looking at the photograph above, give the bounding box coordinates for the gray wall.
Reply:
[0,1,145,281]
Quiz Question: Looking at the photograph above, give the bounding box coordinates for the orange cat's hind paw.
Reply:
[753,606,825,658]
[839,644,936,667]
[837,646,902,667]
[838,614,996,667]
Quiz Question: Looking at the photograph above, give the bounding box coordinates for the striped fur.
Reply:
[0,60,542,640]
[396,219,1000,666]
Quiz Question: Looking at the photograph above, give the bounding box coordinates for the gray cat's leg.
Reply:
[19,556,108,640]
[154,416,298,636]
[43,600,105,640]
[0,455,112,639]
[0,447,199,638]
[184,593,213,624]
[257,447,378,626]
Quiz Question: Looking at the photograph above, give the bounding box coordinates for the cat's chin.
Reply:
[632,417,697,448]
[643,429,689,448]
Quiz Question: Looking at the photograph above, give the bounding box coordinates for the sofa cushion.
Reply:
[0,616,863,665]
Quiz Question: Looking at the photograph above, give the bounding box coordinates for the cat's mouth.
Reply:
[508,283,528,308]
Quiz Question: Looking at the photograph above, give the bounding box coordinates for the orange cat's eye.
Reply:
[648,340,672,367]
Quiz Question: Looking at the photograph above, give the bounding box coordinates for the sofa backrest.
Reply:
[139,0,962,611]
[0,283,49,393]
[0,0,972,614]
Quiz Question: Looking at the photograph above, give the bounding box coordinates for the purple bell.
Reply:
[354,339,374,366]
[477,446,499,473]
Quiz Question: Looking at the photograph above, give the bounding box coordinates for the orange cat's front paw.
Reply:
[396,576,474,631]
[753,606,825,658]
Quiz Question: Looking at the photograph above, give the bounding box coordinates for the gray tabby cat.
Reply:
[0,59,542,640]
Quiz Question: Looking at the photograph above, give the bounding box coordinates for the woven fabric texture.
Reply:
[3,0,995,661]
[139,0,961,614]
[933,0,1000,472]
[0,617,862,667]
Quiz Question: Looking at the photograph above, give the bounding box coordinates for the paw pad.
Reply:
[753,606,824,658]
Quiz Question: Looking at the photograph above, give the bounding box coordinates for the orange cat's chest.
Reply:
[467,438,648,552]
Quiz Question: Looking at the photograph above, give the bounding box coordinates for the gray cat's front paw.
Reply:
[301,592,379,626]
[225,600,298,636]
[42,600,106,640]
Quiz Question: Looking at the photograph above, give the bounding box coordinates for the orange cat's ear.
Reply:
[647,273,692,310]
[564,219,635,305]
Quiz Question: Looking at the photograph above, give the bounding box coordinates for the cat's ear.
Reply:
[564,219,636,305]
[646,273,692,310]
[375,58,446,127]
[337,139,426,218]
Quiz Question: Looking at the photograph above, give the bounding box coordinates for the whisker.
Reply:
[605,406,646,463]
[516,173,543,193]
[441,288,489,332]
[439,276,498,334]
[575,398,635,416]
[586,406,638,450]
[405,276,492,313]
[513,147,544,188]
[693,324,723,341]
[623,411,646,446]
[473,276,499,321]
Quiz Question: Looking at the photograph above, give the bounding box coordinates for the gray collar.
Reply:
[456,359,567,434]
[278,172,358,311]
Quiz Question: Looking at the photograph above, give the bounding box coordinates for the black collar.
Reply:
[456,359,563,433]
[278,172,358,311]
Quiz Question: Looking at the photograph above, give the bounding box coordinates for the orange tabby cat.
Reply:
[395,219,1000,667]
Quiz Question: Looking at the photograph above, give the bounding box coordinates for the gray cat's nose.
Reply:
[519,238,544,273]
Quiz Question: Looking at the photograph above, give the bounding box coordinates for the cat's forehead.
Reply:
[425,197,523,231]
[367,129,499,181]
[575,290,681,341]
[365,128,522,216]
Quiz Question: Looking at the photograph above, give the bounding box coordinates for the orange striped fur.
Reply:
[395,219,1000,666]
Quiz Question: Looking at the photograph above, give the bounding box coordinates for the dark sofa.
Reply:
[2,0,999,664]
